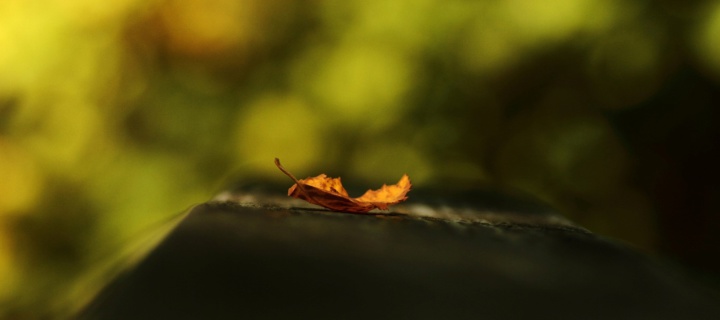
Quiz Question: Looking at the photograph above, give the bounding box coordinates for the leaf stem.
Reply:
[274,158,320,205]
[274,158,300,184]
[274,158,353,212]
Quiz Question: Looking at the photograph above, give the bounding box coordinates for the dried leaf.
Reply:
[274,158,411,213]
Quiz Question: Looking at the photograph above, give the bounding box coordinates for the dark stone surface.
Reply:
[78,189,720,319]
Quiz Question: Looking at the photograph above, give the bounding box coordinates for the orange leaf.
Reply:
[274,158,411,213]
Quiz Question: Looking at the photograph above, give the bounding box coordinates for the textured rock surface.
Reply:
[79,187,720,319]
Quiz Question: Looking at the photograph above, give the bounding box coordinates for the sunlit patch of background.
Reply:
[2,0,720,317]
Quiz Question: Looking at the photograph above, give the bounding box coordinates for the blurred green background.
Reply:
[2,0,720,317]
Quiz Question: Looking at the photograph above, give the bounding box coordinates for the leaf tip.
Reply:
[400,173,412,188]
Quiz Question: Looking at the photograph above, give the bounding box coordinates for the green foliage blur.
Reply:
[2,0,720,317]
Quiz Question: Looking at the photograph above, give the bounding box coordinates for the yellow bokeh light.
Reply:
[234,95,323,177]
[296,41,414,129]
[0,140,42,215]
[499,0,613,44]
[21,101,104,172]
[343,0,436,49]
[460,0,618,74]
[159,0,267,56]
[695,2,720,79]
[52,0,142,27]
